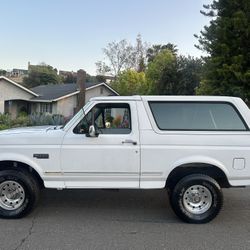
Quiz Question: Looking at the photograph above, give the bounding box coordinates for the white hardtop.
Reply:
[90,95,142,101]
[90,95,243,103]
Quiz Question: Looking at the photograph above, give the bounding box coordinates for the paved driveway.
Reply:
[0,188,250,250]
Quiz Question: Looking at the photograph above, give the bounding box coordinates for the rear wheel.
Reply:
[170,174,223,223]
[0,170,40,218]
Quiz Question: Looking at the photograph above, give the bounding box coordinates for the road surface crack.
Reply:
[14,215,36,250]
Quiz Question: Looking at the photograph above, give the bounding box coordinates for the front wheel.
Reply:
[0,170,40,219]
[170,174,223,223]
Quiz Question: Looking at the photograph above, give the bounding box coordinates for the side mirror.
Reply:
[88,125,98,137]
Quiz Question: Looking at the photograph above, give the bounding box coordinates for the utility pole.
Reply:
[76,69,86,112]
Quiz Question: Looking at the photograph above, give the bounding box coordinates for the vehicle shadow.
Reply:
[32,187,250,224]
[36,188,178,223]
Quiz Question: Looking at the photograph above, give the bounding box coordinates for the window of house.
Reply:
[74,103,131,134]
[149,102,247,131]
[40,103,52,113]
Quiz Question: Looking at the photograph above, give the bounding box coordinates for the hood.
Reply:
[0,126,56,135]
[0,125,65,145]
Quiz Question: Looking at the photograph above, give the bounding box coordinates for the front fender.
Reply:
[0,153,44,177]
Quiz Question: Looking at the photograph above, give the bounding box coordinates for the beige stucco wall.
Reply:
[0,78,34,114]
[85,86,115,102]
[56,95,77,118]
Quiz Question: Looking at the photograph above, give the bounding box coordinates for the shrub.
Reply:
[0,113,66,130]
[29,113,66,126]
[0,114,11,129]
[11,115,30,128]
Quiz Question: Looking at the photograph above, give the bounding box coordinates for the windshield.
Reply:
[62,101,92,131]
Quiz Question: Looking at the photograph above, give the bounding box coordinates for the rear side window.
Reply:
[149,102,247,131]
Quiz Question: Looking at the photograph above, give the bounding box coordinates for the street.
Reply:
[0,187,250,250]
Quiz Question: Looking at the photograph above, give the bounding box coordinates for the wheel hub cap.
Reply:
[183,185,212,214]
[0,181,25,210]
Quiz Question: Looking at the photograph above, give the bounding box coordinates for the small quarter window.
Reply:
[149,102,247,131]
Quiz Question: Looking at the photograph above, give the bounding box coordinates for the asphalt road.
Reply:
[0,187,250,250]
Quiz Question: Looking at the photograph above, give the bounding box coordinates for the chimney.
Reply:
[76,69,86,112]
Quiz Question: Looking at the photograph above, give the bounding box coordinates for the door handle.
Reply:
[122,139,137,145]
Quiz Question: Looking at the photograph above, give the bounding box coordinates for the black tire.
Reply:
[0,170,40,219]
[170,174,223,224]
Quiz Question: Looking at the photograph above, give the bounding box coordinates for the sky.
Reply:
[0,0,212,75]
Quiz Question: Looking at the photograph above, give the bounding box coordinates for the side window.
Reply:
[149,101,247,131]
[74,103,131,134]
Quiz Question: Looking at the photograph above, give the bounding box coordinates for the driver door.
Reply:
[61,101,140,188]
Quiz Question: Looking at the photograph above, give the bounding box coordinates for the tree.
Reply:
[96,75,107,83]
[195,0,250,100]
[96,39,134,76]
[63,73,77,83]
[111,69,148,95]
[177,56,203,95]
[133,34,149,72]
[147,43,178,63]
[23,64,61,87]
[86,74,98,83]
[146,49,178,94]
[0,70,7,76]
[95,61,111,76]
[96,35,149,76]
[146,50,202,95]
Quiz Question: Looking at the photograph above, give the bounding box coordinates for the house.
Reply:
[5,68,28,78]
[0,76,119,118]
[4,68,29,84]
[11,68,28,77]
[59,70,77,79]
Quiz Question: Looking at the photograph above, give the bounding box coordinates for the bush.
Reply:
[11,115,30,128]
[0,113,66,131]
[29,113,66,126]
[0,114,11,130]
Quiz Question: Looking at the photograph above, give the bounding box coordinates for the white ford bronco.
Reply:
[0,95,249,223]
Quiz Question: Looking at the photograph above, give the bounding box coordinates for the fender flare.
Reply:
[0,153,44,178]
[168,155,229,178]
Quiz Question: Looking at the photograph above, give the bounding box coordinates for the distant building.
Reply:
[11,68,28,77]
[4,68,28,84]
[103,75,115,84]
[59,70,77,79]
[96,75,115,84]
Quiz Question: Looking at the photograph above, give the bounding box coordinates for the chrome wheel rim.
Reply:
[183,185,212,214]
[0,181,25,210]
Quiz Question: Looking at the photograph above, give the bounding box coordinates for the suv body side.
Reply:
[0,96,249,190]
